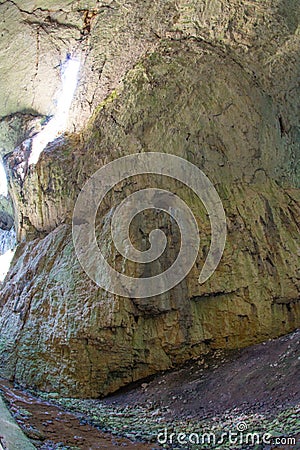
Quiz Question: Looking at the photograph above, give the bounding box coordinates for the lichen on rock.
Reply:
[0,0,299,397]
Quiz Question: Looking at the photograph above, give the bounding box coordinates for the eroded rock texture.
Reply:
[0,1,299,397]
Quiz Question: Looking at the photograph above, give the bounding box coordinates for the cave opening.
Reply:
[29,55,81,165]
[0,157,16,282]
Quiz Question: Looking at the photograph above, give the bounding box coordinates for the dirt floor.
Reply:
[105,330,299,421]
[0,381,159,449]
[0,329,299,449]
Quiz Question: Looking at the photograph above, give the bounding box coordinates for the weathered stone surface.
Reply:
[0,0,176,131]
[0,113,45,157]
[0,196,15,257]
[0,211,13,230]
[0,180,299,397]
[0,34,299,397]
[0,394,36,450]
[6,38,300,236]
[0,0,80,119]
[0,195,14,219]
[1,0,299,163]
[0,228,15,255]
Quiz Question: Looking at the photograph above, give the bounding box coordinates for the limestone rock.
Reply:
[0,113,45,157]
[0,211,13,231]
[0,0,176,131]
[0,1,299,397]
[1,38,300,396]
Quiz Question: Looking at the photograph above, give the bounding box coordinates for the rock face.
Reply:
[0,1,299,397]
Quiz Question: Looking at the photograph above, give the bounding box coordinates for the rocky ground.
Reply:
[0,329,299,449]
[0,382,157,450]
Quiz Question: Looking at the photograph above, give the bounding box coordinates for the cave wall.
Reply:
[0,0,299,397]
